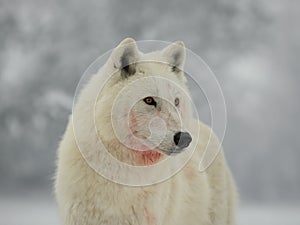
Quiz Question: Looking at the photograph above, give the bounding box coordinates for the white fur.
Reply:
[55,38,237,225]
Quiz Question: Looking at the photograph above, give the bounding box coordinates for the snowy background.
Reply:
[0,0,299,224]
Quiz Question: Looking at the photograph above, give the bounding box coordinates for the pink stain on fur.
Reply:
[144,206,157,225]
[142,151,161,164]
[133,150,162,165]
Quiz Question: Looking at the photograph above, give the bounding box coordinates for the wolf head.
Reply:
[94,38,194,163]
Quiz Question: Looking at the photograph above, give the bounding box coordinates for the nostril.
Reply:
[173,132,182,146]
[174,132,192,148]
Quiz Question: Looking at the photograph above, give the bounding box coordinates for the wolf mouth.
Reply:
[159,147,187,156]
[129,145,187,166]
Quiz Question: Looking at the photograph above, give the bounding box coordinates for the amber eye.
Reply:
[144,97,153,104]
[175,97,179,106]
[143,97,156,106]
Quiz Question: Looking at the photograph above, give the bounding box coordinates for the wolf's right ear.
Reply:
[110,38,139,79]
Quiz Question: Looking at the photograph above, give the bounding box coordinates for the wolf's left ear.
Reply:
[110,38,140,79]
[162,41,186,73]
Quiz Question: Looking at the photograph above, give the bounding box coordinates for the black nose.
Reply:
[173,132,192,148]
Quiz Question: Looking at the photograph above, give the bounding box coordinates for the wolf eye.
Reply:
[175,97,179,106]
[143,97,156,106]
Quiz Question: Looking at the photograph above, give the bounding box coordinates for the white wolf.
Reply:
[55,38,237,225]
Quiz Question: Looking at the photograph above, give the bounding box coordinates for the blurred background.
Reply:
[0,0,299,224]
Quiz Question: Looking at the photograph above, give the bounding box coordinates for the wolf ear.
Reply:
[110,38,139,79]
[162,41,186,73]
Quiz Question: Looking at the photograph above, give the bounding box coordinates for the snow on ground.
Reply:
[238,204,300,225]
[0,196,59,225]
[0,196,299,225]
